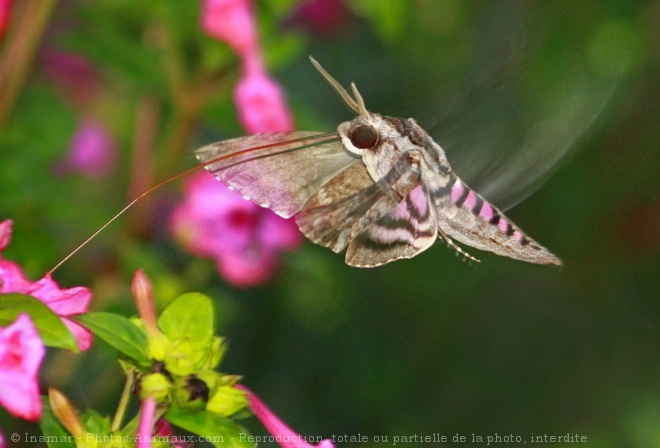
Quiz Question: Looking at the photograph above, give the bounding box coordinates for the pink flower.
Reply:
[0,0,13,39]
[0,220,93,351]
[27,275,93,351]
[56,117,117,178]
[236,385,334,448]
[199,0,294,135]
[41,51,100,106]
[288,0,349,35]
[234,71,294,134]
[154,419,188,448]
[200,0,258,57]
[42,52,116,178]
[0,220,10,250]
[0,314,45,421]
[136,397,157,448]
[170,172,302,288]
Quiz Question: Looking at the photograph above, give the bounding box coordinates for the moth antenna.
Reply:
[48,132,339,275]
[309,56,360,115]
[350,82,370,119]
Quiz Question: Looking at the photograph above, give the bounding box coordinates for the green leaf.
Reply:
[166,408,254,448]
[158,293,214,351]
[81,409,111,436]
[0,294,78,351]
[39,397,76,448]
[74,312,150,366]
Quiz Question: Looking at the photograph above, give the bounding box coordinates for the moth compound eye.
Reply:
[349,125,378,149]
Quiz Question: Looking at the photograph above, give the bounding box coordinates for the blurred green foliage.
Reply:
[1,0,659,447]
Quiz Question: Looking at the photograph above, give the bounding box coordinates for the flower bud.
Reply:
[140,373,172,402]
[206,385,247,417]
[48,388,85,439]
[132,269,157,335]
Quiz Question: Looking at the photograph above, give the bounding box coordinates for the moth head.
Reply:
[336,115,384,156]
[309,56,371,121]
[310,56,381,156]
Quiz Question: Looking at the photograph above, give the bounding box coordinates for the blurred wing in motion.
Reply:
[425,54,621,211]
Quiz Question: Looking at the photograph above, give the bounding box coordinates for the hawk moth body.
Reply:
[195,58,562,267]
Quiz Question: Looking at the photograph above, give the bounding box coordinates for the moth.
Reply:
[196,57,562,268]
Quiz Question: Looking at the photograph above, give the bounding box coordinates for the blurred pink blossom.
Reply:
[0,0,13,39]
[0,220,10,251]
[57,117,117,179]
[236,385,335,448]
[0,314,45,421]
[153,419,187,448]
[170,172,302,288]
[200,0,258,57]
[0,220,93,351]
[199,0,294,134]
[42,51,100,106]
[288,0,349,35]
[234,71,294,134]
[42,51,117,178]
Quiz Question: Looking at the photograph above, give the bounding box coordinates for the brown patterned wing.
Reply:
[345,184,438,267]
[195,132,359,218]
[296,153,423,254]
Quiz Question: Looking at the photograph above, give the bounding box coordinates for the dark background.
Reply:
[1,1,658,446]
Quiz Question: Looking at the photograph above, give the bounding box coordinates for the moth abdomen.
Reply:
[447,177,539,249]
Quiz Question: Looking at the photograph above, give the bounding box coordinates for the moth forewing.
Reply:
[195,132,358,218]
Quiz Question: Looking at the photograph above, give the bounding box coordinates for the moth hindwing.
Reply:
[195,57,562,267]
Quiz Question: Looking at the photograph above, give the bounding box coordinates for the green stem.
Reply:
[153,20,237,179]
[0,0,57,128]
[111,370,136,432]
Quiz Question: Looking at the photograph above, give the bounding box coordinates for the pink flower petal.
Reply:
[236,385,334,448]
[216,249,278,288]
[154,418,188,448]
[29,275,92,316]
[200,0,258,57]
[60,318,93,352]
[0,222,93,351]
[170,172,301,288]
[136,397,157,448]
[259,212,303,250]
[0,220,11,251]
[234,72,294,134]
[0,259,33,293]
[0,314,45,421]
